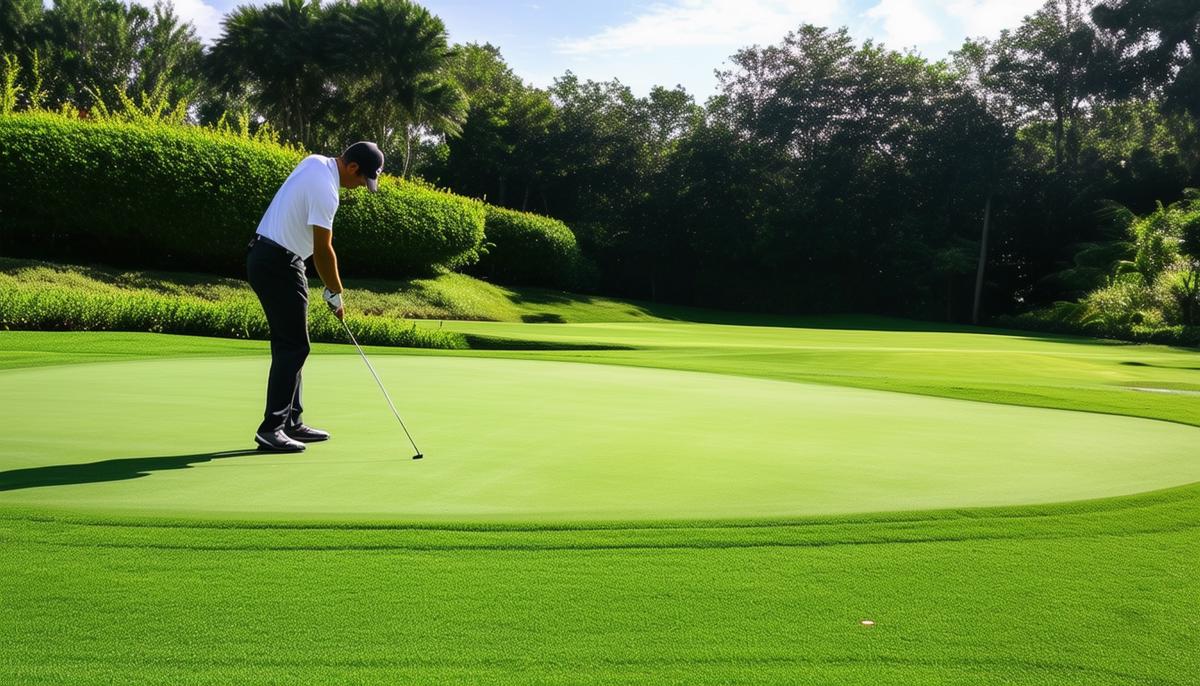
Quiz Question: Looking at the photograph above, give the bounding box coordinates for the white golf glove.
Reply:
[323,288,344,319]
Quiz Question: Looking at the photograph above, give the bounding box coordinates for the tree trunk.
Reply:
[947,273,953,322]
[402,125,413,178]
[972,192,993,326]
[1053,105,1064,175]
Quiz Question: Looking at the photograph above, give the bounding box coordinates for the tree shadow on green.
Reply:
[520,313,566,323]
[461,333,632,350]
[1121,361,1200,370]
[0,450,261,491]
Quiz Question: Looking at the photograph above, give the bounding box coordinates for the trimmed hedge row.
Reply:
[472,204,583,288]
[0,113,485,277]
[0,280,467,349]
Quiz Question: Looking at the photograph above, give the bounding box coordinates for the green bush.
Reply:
[335,176,485,274]
[471,204,583,288]
[0,277,466,349]
[993,307,1200,348]
[0,112,485,277]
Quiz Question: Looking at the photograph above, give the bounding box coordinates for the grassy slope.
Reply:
[0,256,666,324]
[1,325,1199,684]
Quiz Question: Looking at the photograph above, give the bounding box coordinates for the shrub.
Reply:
[0,277,466,349]
[470,204,582,288]
[336,176,485,274]
[993,306,1200,348]
[0,112,485,277]
[1078,273,1158,330]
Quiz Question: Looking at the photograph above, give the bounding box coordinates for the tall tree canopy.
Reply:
[2,0,1198,326]
[1093,0,1200,115]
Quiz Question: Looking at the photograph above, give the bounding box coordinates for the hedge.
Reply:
[471,204,583,288]
[0,279,467,349]
[0,112,485,277]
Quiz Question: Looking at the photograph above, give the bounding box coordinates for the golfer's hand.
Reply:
[323,288,344,320]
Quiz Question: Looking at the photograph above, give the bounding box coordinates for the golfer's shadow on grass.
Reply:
[0,450,260,491]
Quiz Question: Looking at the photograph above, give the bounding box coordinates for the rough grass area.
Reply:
[0,257,466,349]
[0,256,668,325]
[1,328,1199,684]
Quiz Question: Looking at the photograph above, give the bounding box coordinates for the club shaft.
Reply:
[340,318,421,454]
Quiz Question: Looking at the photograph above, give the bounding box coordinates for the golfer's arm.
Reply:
[312,226,343,294]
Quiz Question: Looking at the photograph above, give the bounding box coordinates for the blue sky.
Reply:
[180,0,1045,99]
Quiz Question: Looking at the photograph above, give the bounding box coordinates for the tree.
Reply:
[1093,0,1200,117]
[206,0,334,148]
[990,0,1104,176]
[0,0,42,58]
[325,0,465,176]
[16,0,202,113]
[131,2,203,106]
[431,43,555,205]
[950,39,1020,323]
[706,25,1008,316]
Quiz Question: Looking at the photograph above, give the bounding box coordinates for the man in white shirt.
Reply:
[246,141,384,452]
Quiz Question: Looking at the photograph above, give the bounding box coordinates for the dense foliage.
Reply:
[999,189,1200,345]
[2,0,1199,332]
[0,112,486,276]
[424,0,1199,328]
[470,205,583,288]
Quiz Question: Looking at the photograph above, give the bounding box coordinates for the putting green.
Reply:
[1,353,1197,521]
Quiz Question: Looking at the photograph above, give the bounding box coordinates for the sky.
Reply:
[180,0,1047,99]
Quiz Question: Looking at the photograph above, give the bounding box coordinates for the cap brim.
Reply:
[366,177,379,193]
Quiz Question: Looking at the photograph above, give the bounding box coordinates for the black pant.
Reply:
[247,237,309,434]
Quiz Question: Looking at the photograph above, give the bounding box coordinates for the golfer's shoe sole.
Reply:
[254,431,306,452]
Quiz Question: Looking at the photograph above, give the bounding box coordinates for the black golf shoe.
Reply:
[254,430,306,452]
[284,424,330,443]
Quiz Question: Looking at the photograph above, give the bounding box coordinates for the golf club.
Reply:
[338,317,424,460]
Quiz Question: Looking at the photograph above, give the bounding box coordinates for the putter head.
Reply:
[412,453,424,460]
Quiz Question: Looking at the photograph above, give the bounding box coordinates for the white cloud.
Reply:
[555,0,843,55]
[135,0,225,44]
[863,0,944,49]
[945,0,1046,39]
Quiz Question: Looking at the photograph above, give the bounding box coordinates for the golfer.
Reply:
[246,141,384,452]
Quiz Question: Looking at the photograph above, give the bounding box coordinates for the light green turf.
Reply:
[0,255,669,323]
[1,328,1199,685]
[2,354,1200,520]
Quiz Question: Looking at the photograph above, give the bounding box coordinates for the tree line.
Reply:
[1,0,1198,323]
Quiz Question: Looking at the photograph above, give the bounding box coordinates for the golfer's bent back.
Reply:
[246,141,384,452]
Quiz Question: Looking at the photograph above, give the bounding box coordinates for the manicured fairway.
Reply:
[1,327,1198,685]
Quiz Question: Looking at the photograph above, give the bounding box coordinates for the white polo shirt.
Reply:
[255,155,340,259]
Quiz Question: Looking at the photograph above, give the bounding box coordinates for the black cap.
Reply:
[342,141,385,193]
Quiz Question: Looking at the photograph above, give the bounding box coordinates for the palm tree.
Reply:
[206,0,333,148]
[326,0,466,175]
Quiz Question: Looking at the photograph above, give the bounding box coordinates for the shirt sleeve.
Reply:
[307,187,338,231]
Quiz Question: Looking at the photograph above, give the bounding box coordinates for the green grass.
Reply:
[4,355,1198,521]
[0,256,669,325]
[0,258,467,349]
[1,321,1199,684]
